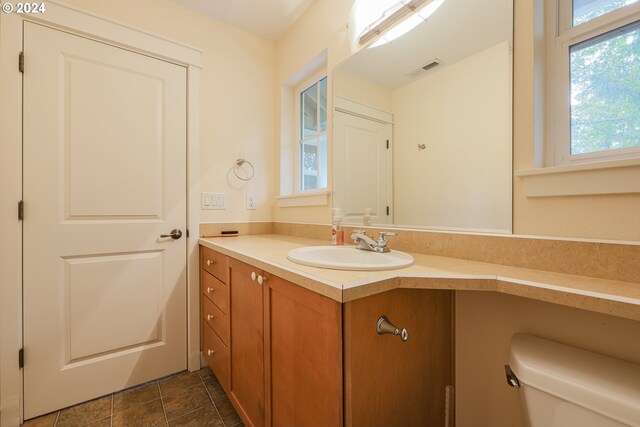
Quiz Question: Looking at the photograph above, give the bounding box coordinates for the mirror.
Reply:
[332,0,513,234]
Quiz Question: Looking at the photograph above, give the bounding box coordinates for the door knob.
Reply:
[160,229,182,240]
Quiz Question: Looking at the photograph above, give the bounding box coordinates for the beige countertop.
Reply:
[199,234,640,321]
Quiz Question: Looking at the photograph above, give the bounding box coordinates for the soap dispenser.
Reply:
[332,208,344,245]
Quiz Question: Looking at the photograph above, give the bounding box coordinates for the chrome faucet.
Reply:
[350,230,397,253]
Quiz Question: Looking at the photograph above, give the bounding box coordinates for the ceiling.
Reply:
[337,0,513,89]
[170,0,316,41]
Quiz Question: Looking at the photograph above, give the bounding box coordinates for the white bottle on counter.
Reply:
[363,208,372,226]
[331,208,344,245]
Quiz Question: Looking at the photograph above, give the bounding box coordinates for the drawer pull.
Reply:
[206,259,214,266]
[207,349,215,356]
[207,314,214,321]
[206,287,214,294]
[251,271,257,281]
[257,275,265,285]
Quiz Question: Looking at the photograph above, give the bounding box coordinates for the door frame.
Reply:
[333,96,393,224]
[0,3,202,425]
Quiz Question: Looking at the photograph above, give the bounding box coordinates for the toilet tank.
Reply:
[509,334,640,427]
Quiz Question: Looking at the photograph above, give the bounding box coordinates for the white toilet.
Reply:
[508,333,640,427]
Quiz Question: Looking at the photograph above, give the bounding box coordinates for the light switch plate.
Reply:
[202,192,226,210]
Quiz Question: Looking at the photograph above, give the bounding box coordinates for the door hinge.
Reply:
[386,206,390,216]
[186,229,190,238]
[19,52,24,73]
[386,139,389,149]
[19,348,24,368]
[18,200,24,221]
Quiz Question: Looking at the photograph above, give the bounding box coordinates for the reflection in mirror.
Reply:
[333,0,513,234]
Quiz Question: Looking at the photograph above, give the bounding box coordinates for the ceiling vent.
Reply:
[407,58,442,78]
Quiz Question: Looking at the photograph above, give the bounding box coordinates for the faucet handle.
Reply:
[378,231,397,239]
[377,231,397,247]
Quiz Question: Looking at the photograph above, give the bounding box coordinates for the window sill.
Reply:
[276,190,331,208]
[515,158,640,197]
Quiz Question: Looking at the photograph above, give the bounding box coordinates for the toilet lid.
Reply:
[509,333,640,427]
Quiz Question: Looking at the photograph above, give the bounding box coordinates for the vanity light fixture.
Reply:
[349,0,446,51]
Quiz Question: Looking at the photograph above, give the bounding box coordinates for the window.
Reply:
[549,0,640,164]
[298,76,328,191]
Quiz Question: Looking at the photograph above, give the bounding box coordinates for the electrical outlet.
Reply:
[246,193,257,210]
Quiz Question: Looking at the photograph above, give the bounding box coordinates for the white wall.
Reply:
[392,42,512,233]
[333,69,393,112]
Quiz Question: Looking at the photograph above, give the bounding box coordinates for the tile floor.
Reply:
[21,368,243,427]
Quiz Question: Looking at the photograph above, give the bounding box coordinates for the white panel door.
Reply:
[333,111,392,224]
[23,22,187,418]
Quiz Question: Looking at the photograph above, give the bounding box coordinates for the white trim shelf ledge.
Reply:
[515,158,640,197]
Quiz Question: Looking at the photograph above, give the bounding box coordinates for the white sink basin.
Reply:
[286,246,414,271]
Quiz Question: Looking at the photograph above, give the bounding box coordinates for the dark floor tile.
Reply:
[56,396,111,427]
[203,378,226,403]
[20,412,58,427]
[159,371,201,397]
[214,396,242,427]
[83,417,111,427]
[203,378,241,426]
[196,366,215,382]
[113,381,160,413]
[112,399,165,427]
[163,384,211,421]
[167,404,224,427]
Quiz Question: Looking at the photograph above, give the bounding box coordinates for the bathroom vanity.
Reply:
[199,232,640,427]
[199,243,454,427]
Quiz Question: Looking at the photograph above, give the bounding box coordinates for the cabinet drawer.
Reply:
[203,323,230,392]
[203,295,229,346]
[201,246,229,283]
[201,270,228,313]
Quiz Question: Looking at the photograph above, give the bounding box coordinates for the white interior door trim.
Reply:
[24,0,202,68]
[0,4,201,425]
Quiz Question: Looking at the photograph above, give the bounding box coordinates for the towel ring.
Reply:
[233,158,255,181]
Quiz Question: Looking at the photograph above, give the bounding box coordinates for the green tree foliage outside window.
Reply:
[570,2,640,155]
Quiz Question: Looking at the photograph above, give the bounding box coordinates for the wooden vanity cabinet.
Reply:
[200,245,453,427]
[200,246,231,393]
[226,257,343,427]
[228,258,265,427]
[343,289,454,427]
[264,273,342,427]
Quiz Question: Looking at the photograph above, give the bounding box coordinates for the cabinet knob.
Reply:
[376,316,409,342]
[207,349,215,356]
[206,287,214,293]
[207,314,214,321]
[206,259,213,266]
[257,275,265,285]
[251,272,257,281]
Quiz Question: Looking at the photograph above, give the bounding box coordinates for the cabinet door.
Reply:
[229,259,264,427]
[264,274,342,427]
[343,289,454,427]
